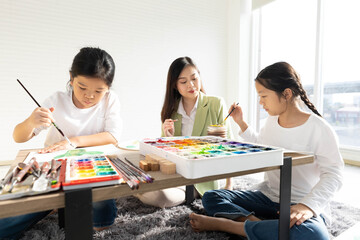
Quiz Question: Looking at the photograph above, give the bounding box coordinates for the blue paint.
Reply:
[233,151,247,154]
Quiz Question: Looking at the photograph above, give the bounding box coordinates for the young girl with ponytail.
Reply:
[189,62,344,240]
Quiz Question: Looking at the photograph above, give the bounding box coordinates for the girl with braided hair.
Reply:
[189,62,344,240]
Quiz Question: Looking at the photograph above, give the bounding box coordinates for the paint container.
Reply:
[207,125,227,138]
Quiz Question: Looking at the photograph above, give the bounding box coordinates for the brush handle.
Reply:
[223,102,239,122]
[17,79,41,107]
[49,159,57,179]
[17,79,70,140]
[40,162,50,176]
[32,159,40,175]
[15,159,35,181]
[0,167,19,188]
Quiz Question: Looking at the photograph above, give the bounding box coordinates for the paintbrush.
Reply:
[16,79,76,149]
[111,160,138,190]
[223,102,239,123]
[114,158,146,183]
[124,157,153,183]
[32,162,50,192]
[17,162,40,178]
[8,158,35,192]
[0,166,20,193]
[112,159,140,187]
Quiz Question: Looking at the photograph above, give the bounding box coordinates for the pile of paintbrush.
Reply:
[0,158,38,193]
[109,156,153,190]
[0,158,61,194]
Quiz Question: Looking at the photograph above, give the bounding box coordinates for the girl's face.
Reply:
[70,75,109,109]
[176,66,201,100]
[255,81,287,116]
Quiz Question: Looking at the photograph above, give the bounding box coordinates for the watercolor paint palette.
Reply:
[62,155,123,190]
[140,136,284,179]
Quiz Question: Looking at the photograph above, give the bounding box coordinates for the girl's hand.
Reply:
[229,102,248,132]
[229,103,244,125]
[38,140,73,153]
[289,203,314,228]
[29,107,55,129]
[162,119,177,137]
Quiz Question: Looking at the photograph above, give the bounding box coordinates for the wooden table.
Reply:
[0,149,313,240]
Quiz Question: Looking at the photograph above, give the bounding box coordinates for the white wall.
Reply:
[0,0,239,161]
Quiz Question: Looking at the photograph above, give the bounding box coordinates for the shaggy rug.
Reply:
[19,176,360,240]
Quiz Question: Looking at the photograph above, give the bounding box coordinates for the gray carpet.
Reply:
[19,176,360,240]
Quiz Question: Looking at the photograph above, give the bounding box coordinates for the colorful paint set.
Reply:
[62,155,123,190]
[140,136,284,179]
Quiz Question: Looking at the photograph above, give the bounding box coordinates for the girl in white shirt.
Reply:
[13,48,122,152]
[189,62,343,240]
[1,47,121,239]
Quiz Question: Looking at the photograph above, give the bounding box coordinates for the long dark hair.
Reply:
[68,47,115,89]
[255,62,321,117]
[161,57,206,122]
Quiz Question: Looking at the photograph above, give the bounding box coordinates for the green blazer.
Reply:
[162,92,233,195]
[162,91,233,138]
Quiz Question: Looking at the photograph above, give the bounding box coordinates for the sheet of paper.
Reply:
[23,144,121,163]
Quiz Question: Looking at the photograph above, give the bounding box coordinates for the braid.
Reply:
[297,83,322,117]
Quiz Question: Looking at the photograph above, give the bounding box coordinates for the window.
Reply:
[322,0,360,148]
[256,0,360,154]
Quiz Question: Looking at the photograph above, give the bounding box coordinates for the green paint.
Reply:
[54,149,104,159]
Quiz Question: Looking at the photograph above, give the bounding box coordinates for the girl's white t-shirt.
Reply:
[240,114,344,224]
[34,90,122,147]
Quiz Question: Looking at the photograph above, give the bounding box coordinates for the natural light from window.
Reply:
[258,0,360,149]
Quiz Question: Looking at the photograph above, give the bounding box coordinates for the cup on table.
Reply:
[207,125,226,138]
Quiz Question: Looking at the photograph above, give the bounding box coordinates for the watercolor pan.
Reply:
[140,136,283,179]
[62,155,123,190]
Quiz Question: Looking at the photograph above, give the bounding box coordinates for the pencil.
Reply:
[16,79,75,148]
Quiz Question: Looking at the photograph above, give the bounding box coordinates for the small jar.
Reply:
[207,125,227,138]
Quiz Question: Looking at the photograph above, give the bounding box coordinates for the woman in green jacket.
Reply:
[136,57,233,208]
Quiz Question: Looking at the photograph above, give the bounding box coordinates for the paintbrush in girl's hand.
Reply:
[223,102,239,123]
[16,79,76,149]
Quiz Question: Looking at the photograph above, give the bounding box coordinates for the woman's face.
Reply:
[255,81,287,116]
[70,75,109,109]
[176,66,201,100]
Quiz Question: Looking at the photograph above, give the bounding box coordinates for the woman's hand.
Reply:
[289,203,314,228]
[29,107,55,129]
[38,140,74,153]
[224,178,233,190]
[162,119,177,137]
